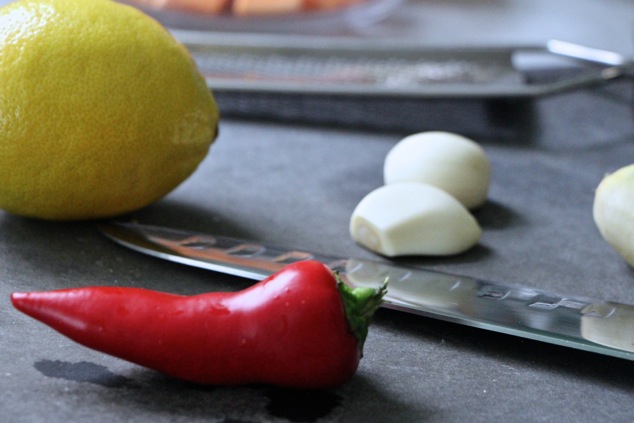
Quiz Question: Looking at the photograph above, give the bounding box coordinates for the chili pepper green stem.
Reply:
[336,273,387,355]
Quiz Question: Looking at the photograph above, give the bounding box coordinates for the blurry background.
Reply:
[1,0,631,55]
[357,0,633,56]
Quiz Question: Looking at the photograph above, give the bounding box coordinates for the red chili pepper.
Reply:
[11,260,386,389]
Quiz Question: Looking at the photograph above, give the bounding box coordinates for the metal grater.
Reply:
[192,51,516,86]
[173,31,631,98]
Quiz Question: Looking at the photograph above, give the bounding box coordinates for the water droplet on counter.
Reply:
[34,360,132,388]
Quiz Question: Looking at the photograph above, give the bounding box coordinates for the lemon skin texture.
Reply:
[0,0,219,220]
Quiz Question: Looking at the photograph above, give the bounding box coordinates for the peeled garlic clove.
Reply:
[350,182,481,257]
[593,164,634,267]
[383,131,491,209]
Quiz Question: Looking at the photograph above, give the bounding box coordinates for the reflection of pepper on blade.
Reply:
[149,234,313,274]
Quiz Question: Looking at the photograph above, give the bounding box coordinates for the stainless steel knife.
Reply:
[100,221,634,361]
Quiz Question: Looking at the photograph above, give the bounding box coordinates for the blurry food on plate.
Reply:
[127,0,364,15]
[233,0,304,15]
[132,0,230,14]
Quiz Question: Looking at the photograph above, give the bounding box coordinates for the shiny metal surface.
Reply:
[100,222,634,361]
[172,31,632,99]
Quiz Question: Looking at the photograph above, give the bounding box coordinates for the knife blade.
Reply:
[99,221,634,361]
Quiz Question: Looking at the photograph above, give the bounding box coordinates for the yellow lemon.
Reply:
[0,0,219,220]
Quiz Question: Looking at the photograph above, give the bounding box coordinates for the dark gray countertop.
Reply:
[2,77,634,423]
[2,1,634,422]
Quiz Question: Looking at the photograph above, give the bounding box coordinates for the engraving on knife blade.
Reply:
[272,251,315,264]
[225,244,266,257]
